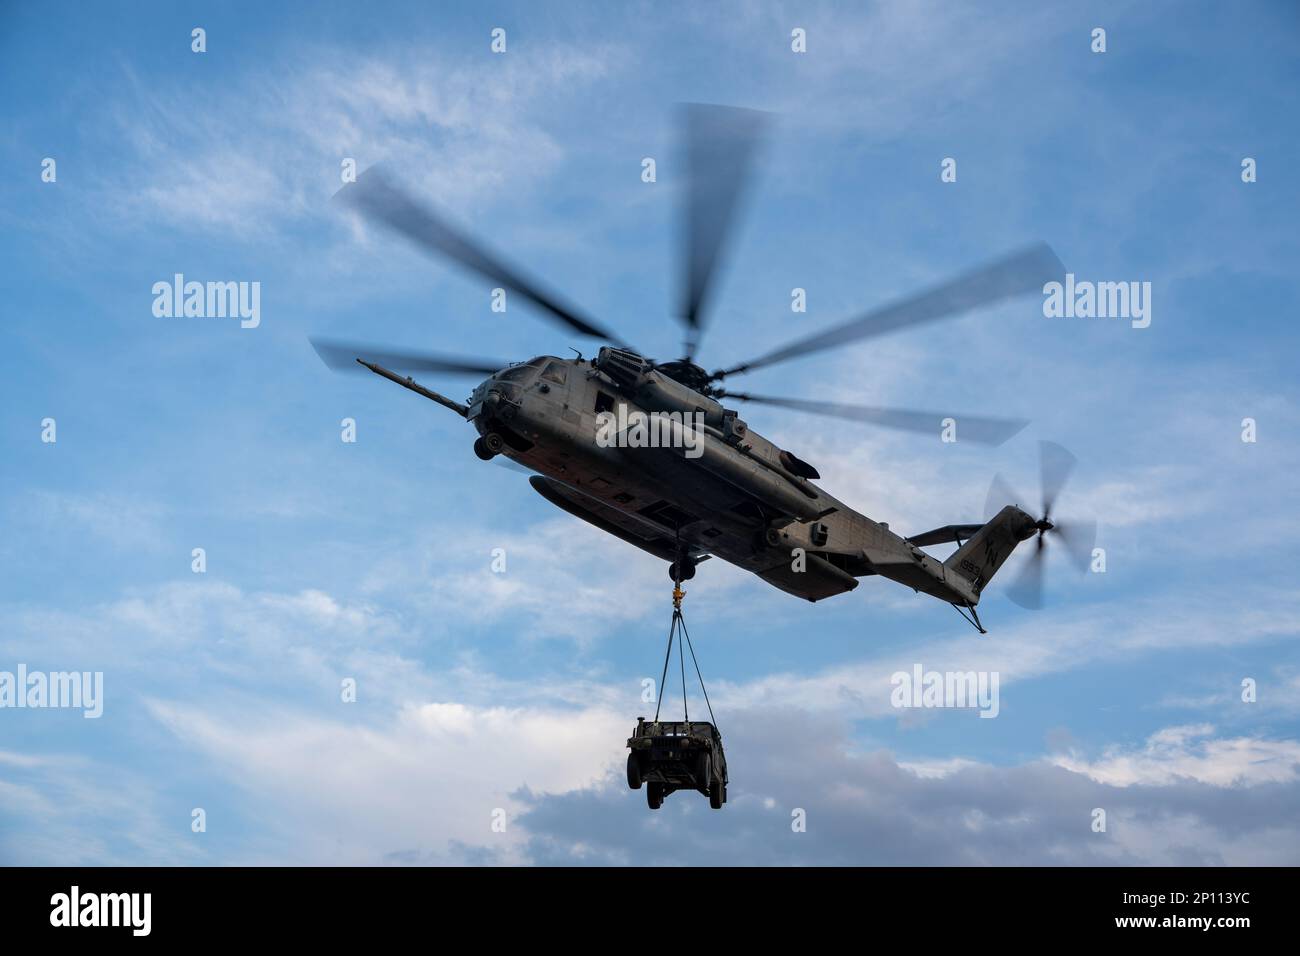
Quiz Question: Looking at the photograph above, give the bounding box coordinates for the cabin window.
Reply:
[595,391,615,414]
[540,361,567,385]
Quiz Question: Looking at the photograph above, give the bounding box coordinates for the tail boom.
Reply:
[876,505,1039,608]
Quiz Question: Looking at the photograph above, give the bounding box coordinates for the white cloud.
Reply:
[1053,723,1300,788]
[144,695,630,865]
[897,756,981,779]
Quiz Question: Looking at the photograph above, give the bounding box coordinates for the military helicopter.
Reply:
[312,106,1093,631]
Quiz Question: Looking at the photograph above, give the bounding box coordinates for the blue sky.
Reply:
[2,0,1299,864]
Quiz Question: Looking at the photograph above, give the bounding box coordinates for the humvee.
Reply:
[626,717,728,810]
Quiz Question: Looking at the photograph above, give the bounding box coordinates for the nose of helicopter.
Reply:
[468,365,528,427]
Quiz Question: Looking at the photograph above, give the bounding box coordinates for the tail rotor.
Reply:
[986,441,1096,609]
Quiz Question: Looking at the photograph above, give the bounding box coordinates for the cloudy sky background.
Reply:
[2,0,1299,865]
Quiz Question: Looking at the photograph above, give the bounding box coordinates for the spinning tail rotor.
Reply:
[985,441,1097,609]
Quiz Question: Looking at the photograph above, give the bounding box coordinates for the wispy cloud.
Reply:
[100,42,621,238]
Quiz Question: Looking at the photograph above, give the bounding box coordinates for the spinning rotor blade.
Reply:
[720,392,1028,446]
[310,337,504,376]
[1039,439,1078,519]
[1052,518,1098,575]
[679,104,771,360]
[985,473,1027,520]
[713,242,1064,379]
[337,167,630,347]
[1005,547,1046,610]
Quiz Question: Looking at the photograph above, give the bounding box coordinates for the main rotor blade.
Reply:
[1052,518,1097,575]
[714,242,1064,379]
[985,473,1028,522]
[337,167,630,347]
[310,337,504,376]
[679,104,771,360]
[1005,548,1046,610]
[1039,440,1078,519]
[721,393,1028,446]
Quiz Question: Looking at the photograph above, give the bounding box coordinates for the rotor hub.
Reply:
[655,359,714,393]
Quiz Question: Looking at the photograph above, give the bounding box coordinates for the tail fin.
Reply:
[944,506,1037,598]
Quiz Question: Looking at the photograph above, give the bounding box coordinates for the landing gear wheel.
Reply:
[474,433,504,460]
[709,777,723,810]
[647,782,664,810]
[626,753,643,790]
[668,559,696,583]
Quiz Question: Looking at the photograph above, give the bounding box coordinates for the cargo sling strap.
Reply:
[652,581,718,729]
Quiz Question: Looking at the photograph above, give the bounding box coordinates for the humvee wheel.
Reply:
[626,753,643,790]
[695,755,712,793]
[709,777,723,810]
[647,782,664,810]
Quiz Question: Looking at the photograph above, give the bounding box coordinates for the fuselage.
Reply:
[466,351,1001,605]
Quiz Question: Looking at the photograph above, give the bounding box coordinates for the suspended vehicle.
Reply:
[627,718,727,811]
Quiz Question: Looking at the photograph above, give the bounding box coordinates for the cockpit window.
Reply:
[540,361,567,385]
[497,364,537,384]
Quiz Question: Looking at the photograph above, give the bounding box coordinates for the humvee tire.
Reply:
[695,754,711,793]
[626,753,643,790]
[709,777,723,810]
[647,782,664,810]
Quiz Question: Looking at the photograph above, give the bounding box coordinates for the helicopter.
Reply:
[311,106,1094,631]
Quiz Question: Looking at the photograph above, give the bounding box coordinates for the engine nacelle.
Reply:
[595,347,726,428]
